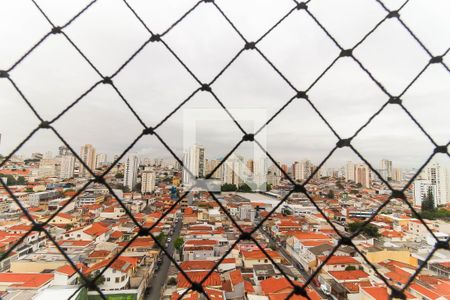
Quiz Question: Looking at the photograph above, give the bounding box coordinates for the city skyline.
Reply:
[0,1,448,299]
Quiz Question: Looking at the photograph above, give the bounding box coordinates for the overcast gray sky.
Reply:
[0,0,449,168]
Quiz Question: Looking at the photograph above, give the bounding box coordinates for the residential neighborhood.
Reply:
[0,146,449,300]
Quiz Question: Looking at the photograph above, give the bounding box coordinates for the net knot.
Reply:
[434,145,448,154]
[39,121,51,129]
[336,138,351,148]
[296,91,308,99]
[245,42,256,50]
[143,127,155,135]
[391,190,405,200]
[296,2,308,10]
[0,70,9,78]
[240,232,252,240]
[150,34,161,42]
[102,77,112,84]
[200,83,211,92]
[51,26,62,34]
[387,11,400,18]
[388,96,402,105]
[243,133,254,142]
[340,49,353,57]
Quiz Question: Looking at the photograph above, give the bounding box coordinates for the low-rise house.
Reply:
[241,249,282,268]
[87,257,138,290]
[0,273,54,290]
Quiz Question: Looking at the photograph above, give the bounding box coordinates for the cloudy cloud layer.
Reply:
[0,0,449,169]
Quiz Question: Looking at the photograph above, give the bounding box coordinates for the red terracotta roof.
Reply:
[410,283,440,299]
[362,286,389,300]
[230,269,244,286]
[260,277,299,295]
[88,257,134,274]
[88,250,111,259]
[244,280,255,293]
[185,239,218,246]
[292,232,330,240]
[58,240,92,247]
[268,289,321,300]
[241,249,282,260]
[55,263,86,277]
[177,271,221,288]
[329,270,369,281]
[0,169,30,176]
[110,231,123,239]
[180,260,216,271]
[83,223,109,237]
[0,273,53,288]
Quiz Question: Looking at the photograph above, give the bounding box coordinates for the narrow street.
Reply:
[257,226,331,299]
[146,217,182,300]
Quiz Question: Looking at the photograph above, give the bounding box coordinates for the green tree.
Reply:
[238,183,252,192]
[345,265,357,271]
[268,242,277,250]
[133,182,142,193]
[16,176,26,185]
[174,237,184,253]
[421,208,450,221]
[356,183,363,188]
[82,271,105,289]
[336,181,344,190]
[281,208,293,216]
[155,233,166,246]
[167,277,177,285]
[115,172,124,179]
[348,222,380,238]
[122,186,130,193]
[2,175,17,186]
[421,190,434,212]
[221,183,237,192]
[266,183,272,191]
[326,190,335,199]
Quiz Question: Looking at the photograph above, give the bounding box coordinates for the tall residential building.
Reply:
[96,153,108,168]
[182,145,205,187]
[58,145,71,156]
[223,156,244,186]
[141,171,155,194]
[281,164,288,176]
[44,151,53,159]
[267,163,281,186]
[355,164,370,188]
[31,152,43,160]
[380,159,393,180]
[413,179,436,206]
[345,161,355,182]
[79,144,96,177]
[59,155,75,179]
[424,163,449,206]
[124,154,139,190]
[392,168,402,182]
[207,159,222,179]
[293,160,312,182]
[38,158,58,178]
[246,159,254,173]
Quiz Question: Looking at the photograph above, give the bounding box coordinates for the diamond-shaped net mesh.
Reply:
[0,0,449,299]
